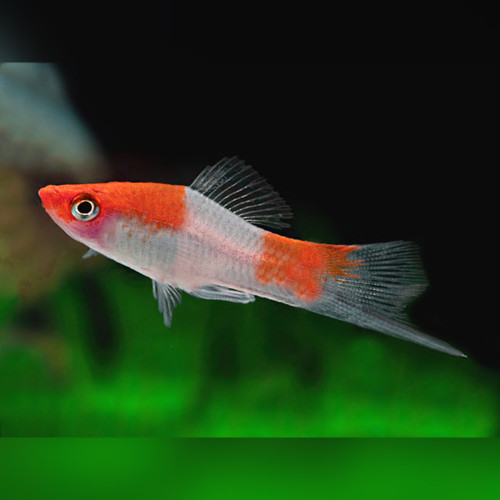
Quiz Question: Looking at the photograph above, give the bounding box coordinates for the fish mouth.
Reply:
[38,185,60,210]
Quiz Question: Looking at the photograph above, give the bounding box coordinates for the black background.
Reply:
[1,1,497,367]
[1,1,498,61]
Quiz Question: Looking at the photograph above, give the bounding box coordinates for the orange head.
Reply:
[39,182,187,250]
[39,183,119,247]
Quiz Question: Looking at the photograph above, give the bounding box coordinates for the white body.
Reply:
[97,188,293,303]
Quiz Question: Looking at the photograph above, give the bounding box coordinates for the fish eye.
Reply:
[71,198,99,221]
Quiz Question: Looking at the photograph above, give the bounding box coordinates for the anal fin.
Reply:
[188,284,255,304]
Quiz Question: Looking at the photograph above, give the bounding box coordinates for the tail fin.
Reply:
[307,241,466,357]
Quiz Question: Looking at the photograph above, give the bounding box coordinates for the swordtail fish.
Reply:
[39,157,466,357]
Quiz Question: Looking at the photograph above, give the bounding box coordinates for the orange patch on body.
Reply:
[104,183,187,231]
[255,233,361,301]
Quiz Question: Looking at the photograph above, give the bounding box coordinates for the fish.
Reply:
[38,157,466,357]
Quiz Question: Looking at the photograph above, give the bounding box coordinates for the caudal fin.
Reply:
[306,241,466,357]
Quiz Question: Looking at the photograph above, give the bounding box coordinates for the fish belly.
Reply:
[97,215,181,284]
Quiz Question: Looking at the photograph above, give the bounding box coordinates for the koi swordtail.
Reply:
[39,157,466,357]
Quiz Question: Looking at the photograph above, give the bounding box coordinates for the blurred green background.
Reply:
[2,438,500,499]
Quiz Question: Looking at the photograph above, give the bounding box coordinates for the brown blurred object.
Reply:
[0,63,109,300]
[0,169,82,299]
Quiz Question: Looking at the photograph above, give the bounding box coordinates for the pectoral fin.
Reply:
[83,248,99,259]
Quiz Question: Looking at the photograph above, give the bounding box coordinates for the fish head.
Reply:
[39,183,118,248]
[40,181,186,252]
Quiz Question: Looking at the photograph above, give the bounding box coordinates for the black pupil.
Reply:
[78,201,93,214]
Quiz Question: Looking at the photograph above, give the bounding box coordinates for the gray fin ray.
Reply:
[82,248,99,259]
[188,284,255,304]
[190,156,293,229]
[305,241,466,357]
[336,297,466,357]
[152,280,182,327]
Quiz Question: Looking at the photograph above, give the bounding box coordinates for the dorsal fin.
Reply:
[190,157,293,229]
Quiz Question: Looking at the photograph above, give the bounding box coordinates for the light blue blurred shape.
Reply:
[0,63,105,179]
